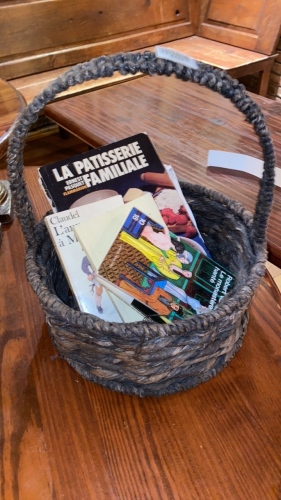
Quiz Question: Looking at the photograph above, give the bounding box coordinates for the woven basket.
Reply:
[7,51,275,397]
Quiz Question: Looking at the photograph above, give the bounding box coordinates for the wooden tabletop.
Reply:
[45,75,281,267]
[0,78,26,159]
[1,166,281,498]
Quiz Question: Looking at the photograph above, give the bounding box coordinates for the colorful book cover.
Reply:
[44,195,127,322]
[75,203,235,323]
[156,164,210,256]
[38,132,210,256]
[73,193,171,322]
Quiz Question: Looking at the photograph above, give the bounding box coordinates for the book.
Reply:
[104,290,146,323]
[38,133,166,211]
[74,202,235,324]
[160,164,210,256]
[74,192,173,322]
[38,132,210,256]
[44,195,129,322]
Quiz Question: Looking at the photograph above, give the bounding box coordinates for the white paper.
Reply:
[207,150,281,188]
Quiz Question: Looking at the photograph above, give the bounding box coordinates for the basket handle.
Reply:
[7,51,275,250]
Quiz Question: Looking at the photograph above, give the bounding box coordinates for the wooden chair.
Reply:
[160,36,277,96]
[2,1,280,105]
[159,0,281,96]
[0,0,196,104]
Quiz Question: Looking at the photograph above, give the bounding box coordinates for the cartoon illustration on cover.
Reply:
[98,208,235,323]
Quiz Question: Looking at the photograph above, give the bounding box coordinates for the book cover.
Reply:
[38,132,210,256]
[74,203,235,323]
[44,195,126,322]
[157,164,210,256]
[38,133,166,211]
[73,193,164,270]
[73,193,170,322]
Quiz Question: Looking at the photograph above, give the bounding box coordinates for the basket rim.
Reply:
[6,50,272,337]
[26,181,267,337]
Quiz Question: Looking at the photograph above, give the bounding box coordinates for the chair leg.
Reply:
[256,67,271,96]
[58,126,70,139]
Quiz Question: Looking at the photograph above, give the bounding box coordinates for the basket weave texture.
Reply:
[7,51,275,396]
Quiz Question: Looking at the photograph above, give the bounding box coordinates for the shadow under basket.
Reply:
[7,51,275,396]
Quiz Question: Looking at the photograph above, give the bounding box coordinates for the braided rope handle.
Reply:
[7,51,275,249]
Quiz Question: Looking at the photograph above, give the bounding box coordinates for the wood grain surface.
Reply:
[45,75,281,267]
[150,38,276,95]
[0,167,280,499]
[0,79,26,159]
[197,0,281,54]
[162,37,274,68]
[0,0,196,80]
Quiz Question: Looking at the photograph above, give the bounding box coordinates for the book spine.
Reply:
[38,170,57,212]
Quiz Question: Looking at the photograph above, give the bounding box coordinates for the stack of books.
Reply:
[40,133,235,324]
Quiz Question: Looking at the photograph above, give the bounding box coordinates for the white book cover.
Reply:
[44,195,125,321]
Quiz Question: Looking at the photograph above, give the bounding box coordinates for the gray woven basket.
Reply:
[7,51,275,397]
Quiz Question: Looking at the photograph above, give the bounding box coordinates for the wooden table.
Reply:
[0,78,26,159]
[1,166,281,498]
[45,75,281,267]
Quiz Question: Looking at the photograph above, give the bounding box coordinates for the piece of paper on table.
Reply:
[207,150,281,188]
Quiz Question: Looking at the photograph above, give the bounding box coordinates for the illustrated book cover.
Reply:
[73,193,173,322]
[44,194,144,322]
[74,201,235,324]
[38,132,210,256]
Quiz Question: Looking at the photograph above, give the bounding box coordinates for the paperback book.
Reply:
[44,195,144,322]
[74,203,235,324]
[38,132,210,256]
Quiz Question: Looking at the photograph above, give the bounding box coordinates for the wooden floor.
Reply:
[1,127,281,291]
